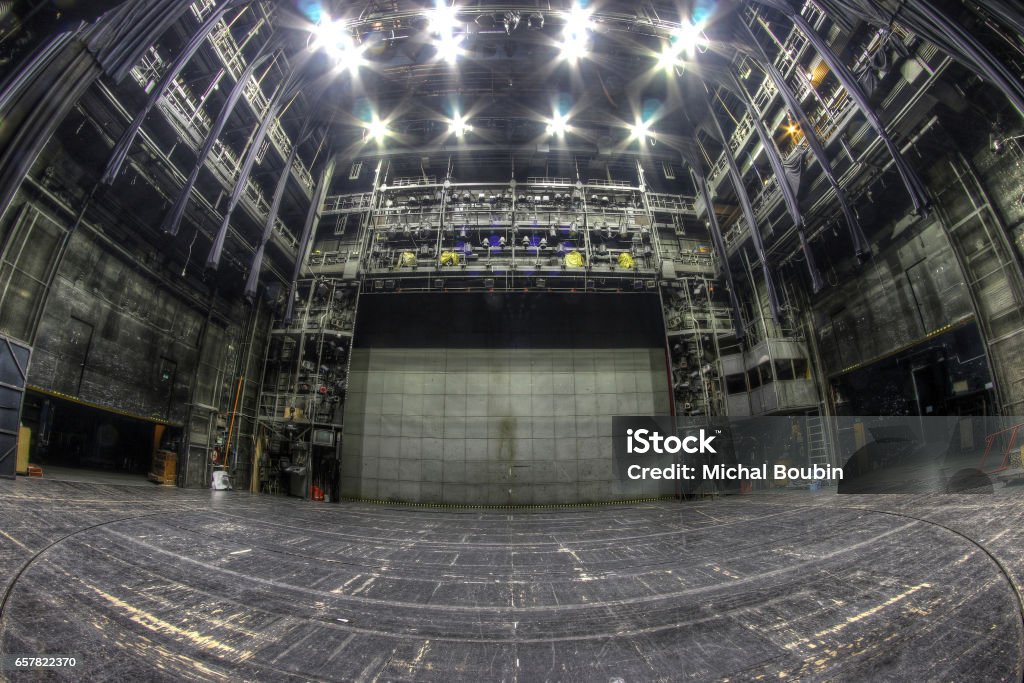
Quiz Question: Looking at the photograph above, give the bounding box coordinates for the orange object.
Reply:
[27,465,43,477]
[222,375,245,468]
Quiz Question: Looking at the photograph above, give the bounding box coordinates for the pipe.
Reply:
[741,19,870,259]
[207,67,303,268]
[222,374,245,475]
[729,72,824,293]
[702,86,781,321]
[285,157,336,323]
[161,48,276,236]
[690,168,746,340]
[789,11,930,215]
[100,0,251,184]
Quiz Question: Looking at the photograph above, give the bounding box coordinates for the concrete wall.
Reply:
[342,347,670,504]
[340,293,671,504]
[28,228,205,424]
[0,183,266,486]
[813,220,971,375]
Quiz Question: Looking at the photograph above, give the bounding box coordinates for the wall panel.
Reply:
[342,293,671,504]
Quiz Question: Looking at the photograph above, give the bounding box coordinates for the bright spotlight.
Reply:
[670,20,708,55]
[559,34,588,62]
[657,43,681,71]
[427,1,459,35]
[366,116,389,143]
[427,1,462,64]
[656,19,708,70]
[449,114,472,137]
[313,16,367,73]
[559,3,592,62]
[546,114,569,137]
[565,3,593,33]
[435,31,463,64]
[629,118,652,142]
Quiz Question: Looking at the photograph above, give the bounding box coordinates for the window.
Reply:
[726,374,747,395]
[775,359,796,381]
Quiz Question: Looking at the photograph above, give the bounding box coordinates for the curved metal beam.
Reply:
[101,0,252,185]
[160,47,277,236]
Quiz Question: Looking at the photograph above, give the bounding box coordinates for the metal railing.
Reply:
[192,1,315,195]
[323,193,375,215]
[129,49,298,248]
[647,193,699,215]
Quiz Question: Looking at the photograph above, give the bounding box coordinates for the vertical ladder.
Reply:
[805,412,832,468]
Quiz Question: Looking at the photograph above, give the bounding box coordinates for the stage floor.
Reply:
[1,478,1022,680]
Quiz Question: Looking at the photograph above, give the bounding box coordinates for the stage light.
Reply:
[312,15,367,74]
[657,19,707,71]
[559,3,592,62]
[545,113,569,137]
[503,11,520,35]
[449,113,472,137]
[670,20,708,55]
[427,1,459,35]
[366,116,389,143]
[657,43,681,71]
[564,3,593,35]
[435,31,463,64]
[427,1,463,64]
[560,36,587,62]
[629,118,652,142]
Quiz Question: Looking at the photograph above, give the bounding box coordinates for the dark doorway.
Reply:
[20,391,169,482]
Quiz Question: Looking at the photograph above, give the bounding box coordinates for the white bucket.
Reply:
[211,470,232,490]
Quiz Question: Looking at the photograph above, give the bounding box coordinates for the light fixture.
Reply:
[670,20,708,55]
[449,113,472,137]
[559,3,592,62]
[629,118,652,142]
[545,113,569,137]
[503,11,520,35]
[427,1,459,35]
[657,43,681,72]
[366,116,389,143]
[657,19,708,71]
[435,32,463,64]
[312,15,367,74]
[428,1,463,64]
